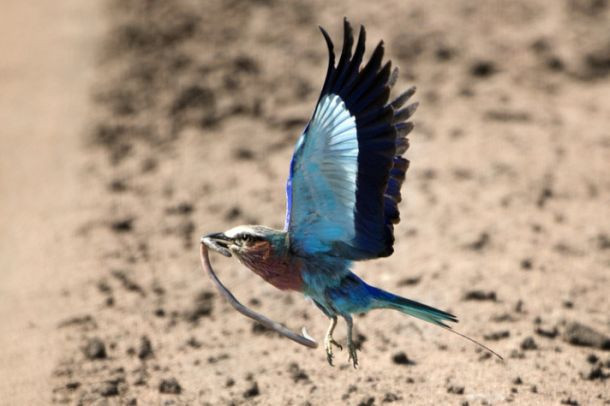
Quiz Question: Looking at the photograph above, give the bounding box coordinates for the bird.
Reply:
[202,18,501,368]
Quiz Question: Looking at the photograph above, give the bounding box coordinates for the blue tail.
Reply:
[367,285,458,327]
[367,284,503,360]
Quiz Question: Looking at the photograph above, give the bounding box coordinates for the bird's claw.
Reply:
[347,342,359,369]
[326,351,334,366]
[324,338,342,366]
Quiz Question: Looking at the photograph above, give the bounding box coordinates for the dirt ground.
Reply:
[1,0,609,405]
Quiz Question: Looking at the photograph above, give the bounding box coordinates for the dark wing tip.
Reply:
[343,16,351,30]
[319,26,334,55]
[387,67,399,88]
[391,86,417,109]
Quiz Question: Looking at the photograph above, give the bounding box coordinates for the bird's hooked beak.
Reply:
[201,232,233,257]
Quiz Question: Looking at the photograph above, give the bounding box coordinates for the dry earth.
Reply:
[1,0,609,405]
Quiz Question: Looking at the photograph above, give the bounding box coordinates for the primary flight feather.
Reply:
[203,18,500,367]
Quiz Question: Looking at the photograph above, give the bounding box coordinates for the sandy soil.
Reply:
[1,0,609,405]
[0,1,104,404]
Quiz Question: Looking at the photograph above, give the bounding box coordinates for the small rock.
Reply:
[207,353,229,364]
[596,234,610,250]
[111,270,145,296]
[159,378,182,394]
[233,55,259,74]
[491,313,517,322]
[111,218,133,233]
[463,290,497,301]
[166,202,193,215]
[233,148,255,160]
[99,380,119,397]
[109,179,127,192]
[288,362,309,383]
[354,332,367,350]
[563,321,610,350]
[470,61,496,78]
[251,322,274,335]
[171,85,215,114]
[397,276,421,286]
[510,349,525,359]
[521,336,538,350]
[392,352,416,365]
[586,353,599,364]
[65,382,80,391]
[186,337,202,348]
[484,330,510,341]
[58,314,96,329]
[243,382,260,398]
[560,398,579,406]
[342,384,358,400]
[83,337,107,360]
[535,326,559,339]
[583,365,609,381]
[478,352,492,361]
[520,258,533,270]
[464,232,490,250]
[435,45,455,61]
[185,291,214,322]
[514,300,525,313]
[138,336,153,360]
[382,392,401,403]
[133,367,148,386]
[225,206,242,221]
[537,186,553,208]
[358,397,375,406]
[546,56,564,71]
[140,157,157,173]
[447,385,465,395]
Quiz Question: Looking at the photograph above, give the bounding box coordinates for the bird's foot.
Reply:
[324,316,341,366]
[347,341,359,369]
[324,336,342,366]
[343,314,358,368]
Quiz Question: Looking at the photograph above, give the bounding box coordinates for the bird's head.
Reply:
[202,225,288,262]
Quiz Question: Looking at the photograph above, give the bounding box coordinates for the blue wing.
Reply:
[285,19,417,260]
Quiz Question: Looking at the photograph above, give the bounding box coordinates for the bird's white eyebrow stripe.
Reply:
[224,225,264,239]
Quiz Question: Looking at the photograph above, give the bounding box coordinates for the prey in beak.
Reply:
[201,232,233,257]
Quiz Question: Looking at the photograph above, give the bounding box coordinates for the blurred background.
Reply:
[1,0,608,404]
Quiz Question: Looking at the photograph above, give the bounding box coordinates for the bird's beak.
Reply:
[201,232,233,257]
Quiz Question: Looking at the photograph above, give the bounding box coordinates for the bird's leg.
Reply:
[343,314,358,369]
[324,316,342,366]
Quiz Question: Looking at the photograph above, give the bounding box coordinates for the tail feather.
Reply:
[367,284,503,360]
[368,285,458,327]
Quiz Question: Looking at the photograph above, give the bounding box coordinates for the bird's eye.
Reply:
[240,233,252,243]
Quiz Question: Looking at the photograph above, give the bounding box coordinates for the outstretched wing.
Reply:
[284,19,417,260]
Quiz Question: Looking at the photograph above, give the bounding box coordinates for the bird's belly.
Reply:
[302,270,341,295]
[302,269,374,316]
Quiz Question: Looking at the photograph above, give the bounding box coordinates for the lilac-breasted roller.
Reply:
[203,19,500,367]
